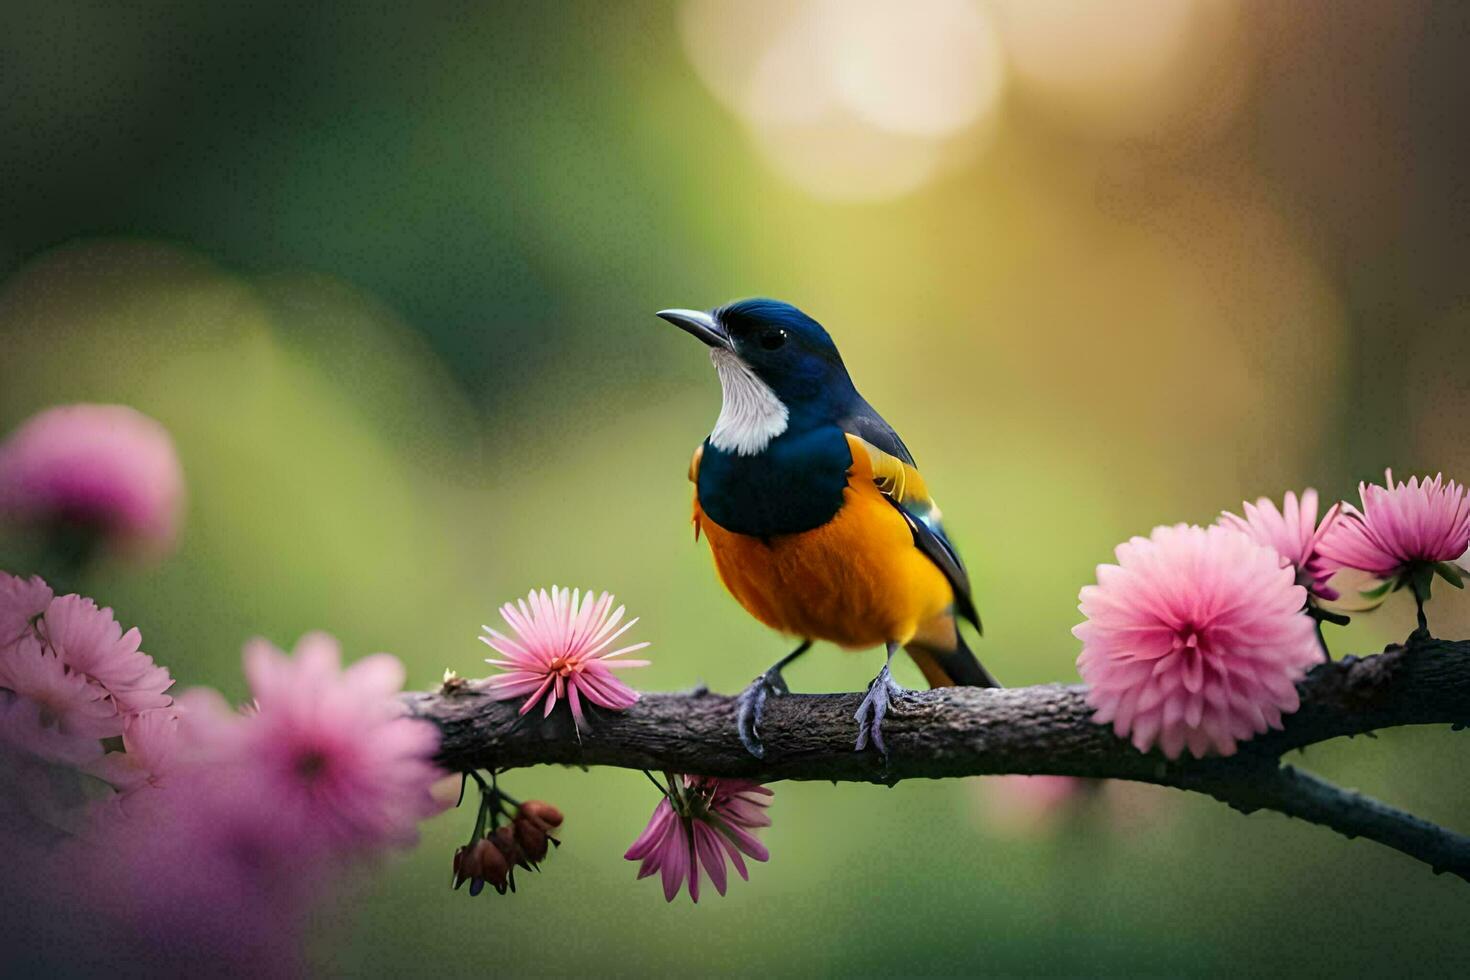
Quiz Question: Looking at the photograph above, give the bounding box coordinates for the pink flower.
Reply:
[0,404,185,555]
[1219,489,1341,600]
[0,634,120,738]
[0,575,172,796]
[73,633,443,972]
[481,587,650,729]
[1075,524,1321,759]
[0,572,52,650]
[624,775,772,902]
[976,775,1091,836]
[0,687,108,844]
[0,578,171,734]
[88,708,182,798]
[75,637,443,971]
[0,688,103,770]
[0,574,159,835]
[222,632,444,852]
[42,594,172,713]
[1317,470,1470,580]
[75,751,318,977]
[972,776,1171,839]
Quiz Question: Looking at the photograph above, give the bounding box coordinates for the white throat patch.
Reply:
[709,348,789,455]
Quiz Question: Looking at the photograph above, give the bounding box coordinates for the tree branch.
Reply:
[1190,764,1470,882]
[404,636,1470,881]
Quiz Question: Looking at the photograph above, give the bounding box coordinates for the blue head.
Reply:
[656,299,858,454]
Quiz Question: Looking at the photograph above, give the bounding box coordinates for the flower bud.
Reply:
[493,823,533,873]
[0,404,185,561]
[452,843,482,890]
[477,836,511,894]
[518,800,564,830]
[514,816,549,863]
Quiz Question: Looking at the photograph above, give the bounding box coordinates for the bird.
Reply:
[655,299,1000,758]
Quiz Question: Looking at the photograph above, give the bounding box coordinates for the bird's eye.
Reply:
[758,328,787,351]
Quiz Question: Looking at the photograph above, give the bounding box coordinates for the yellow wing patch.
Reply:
[845,433,979,631]
[844,434,937,517]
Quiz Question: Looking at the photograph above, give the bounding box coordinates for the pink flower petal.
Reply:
[1076,523,1320,760]
[660,819,691,902]
[479,586,650,725]
[694,822,728,896]
[625,775,774,900]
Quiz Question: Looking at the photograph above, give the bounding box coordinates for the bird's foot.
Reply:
[854,663,905,757]
[735,667,790,759]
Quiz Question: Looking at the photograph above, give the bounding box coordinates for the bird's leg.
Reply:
[854,641,905,757]
[735,640,812,759]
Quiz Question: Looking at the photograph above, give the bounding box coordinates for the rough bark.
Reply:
[404,635,1470,881]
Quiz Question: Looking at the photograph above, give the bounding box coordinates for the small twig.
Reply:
[1192,762,1470,883]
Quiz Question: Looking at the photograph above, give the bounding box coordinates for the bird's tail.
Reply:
[905,618,1000,689]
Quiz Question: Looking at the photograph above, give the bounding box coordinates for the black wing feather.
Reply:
[840,397,916,466]
[896,508,982,633]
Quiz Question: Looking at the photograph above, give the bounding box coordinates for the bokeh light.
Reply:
[994,0,1249,141]
[826,0,1005,138]
[680,0,1005,200]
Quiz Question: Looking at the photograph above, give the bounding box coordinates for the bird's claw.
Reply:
[854,664,905,757]
[736,669,789,759]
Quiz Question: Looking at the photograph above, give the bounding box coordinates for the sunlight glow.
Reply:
[992,0,1243,139]
[680,0,1005,201]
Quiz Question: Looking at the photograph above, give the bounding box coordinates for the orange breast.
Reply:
[694,456,955,649]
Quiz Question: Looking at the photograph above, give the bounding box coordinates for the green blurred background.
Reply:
[3,1,1469,975]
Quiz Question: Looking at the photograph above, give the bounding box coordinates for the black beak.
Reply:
[656,308,731,349]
